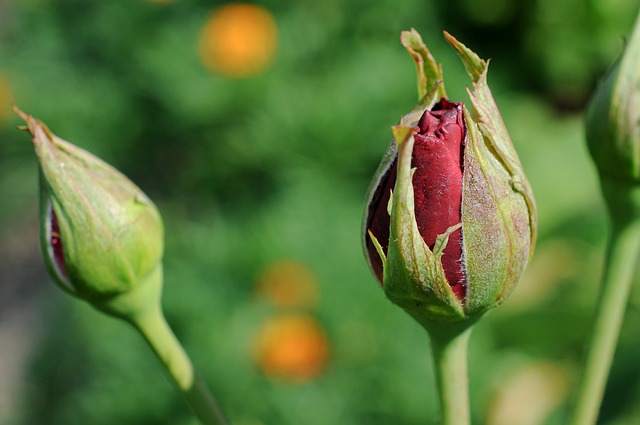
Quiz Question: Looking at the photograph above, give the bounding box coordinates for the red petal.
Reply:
[413,100,466,299]
[365,158,397,284]
[50,207,68,278]
[366,99,467,299]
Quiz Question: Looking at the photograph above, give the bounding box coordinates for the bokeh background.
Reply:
[1,1,639,424]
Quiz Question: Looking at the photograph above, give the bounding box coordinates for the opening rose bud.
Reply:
[366,99,466,300]
[363,30,536,325]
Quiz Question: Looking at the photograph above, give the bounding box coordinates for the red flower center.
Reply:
[413,99,466,299]
[366,98,467,300]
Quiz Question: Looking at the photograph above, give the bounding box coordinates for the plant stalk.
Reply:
[429,325,473,425]
[570,218,640,425]
[130,305,230,425]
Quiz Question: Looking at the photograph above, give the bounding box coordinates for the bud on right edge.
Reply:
[585,11,640,222]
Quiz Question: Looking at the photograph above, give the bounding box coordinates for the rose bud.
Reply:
[15,107,164,318]
[585,13,640,221]
[363,30,537,328]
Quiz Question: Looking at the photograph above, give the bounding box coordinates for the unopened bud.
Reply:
[586,13,640,185]
[16,107,164,318]
[585,12,640,224]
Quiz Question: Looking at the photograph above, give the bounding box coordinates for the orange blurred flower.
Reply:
[253,314,329,383]
[0,74,14,126]
[255,260,318,309]
[198,3,277,77]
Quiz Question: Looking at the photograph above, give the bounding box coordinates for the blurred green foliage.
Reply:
[1,0,639,424]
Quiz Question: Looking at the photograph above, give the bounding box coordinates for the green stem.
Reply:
[570,218,640,425]
[130,305,230,425]
[429,326,473,425]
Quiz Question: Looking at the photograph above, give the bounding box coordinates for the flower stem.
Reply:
[129,305,230,425]
[429,325,473,425]
[570,214,640,425]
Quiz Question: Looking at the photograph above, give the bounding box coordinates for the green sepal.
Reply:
[459,108,513,313]
[444,31,537,262]
[367,229,387,272]
[401,28,447,104]
[400,28,447,129]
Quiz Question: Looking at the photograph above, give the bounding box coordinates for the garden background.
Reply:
[0,1,639,424]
